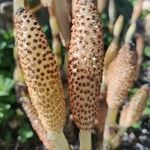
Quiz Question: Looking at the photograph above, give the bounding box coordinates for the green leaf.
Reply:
[18,124,34,143]
[0,103,11,111]
[144,107,150,115]
[0,42,7,50]
[144,97,150,115]
[0,94,16,104]
[142,61,150,69]
[0,104,14,122]
[129,87,139,95]
[0,75,14,96]
[132,121,141,129]
[144,46,150,57]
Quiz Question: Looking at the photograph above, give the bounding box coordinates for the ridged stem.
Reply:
[48,1,62,68]
[111,127,126,149]
[13,0,24,16]
[102,107,118,150]
[135,33,144,80]
[97,0,108,13]
[48,129,70,150]
[79,130,92,150]
[131,0,143,23]
[13,0,27,99]
[101,69,107,98]
[125,22,136,43]
[108,0,116,33]
[53,0,71,47]
[31,4,43,13]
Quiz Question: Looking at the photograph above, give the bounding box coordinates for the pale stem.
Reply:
[48,129,70,150]
[102,107,119,150]
[79,129,92,150]
[111,127,126,149]
[13,0,24,15]
[125,23,136,43]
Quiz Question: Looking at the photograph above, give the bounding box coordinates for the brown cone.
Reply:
[15,8,66,132]
[106,43,138,108]
[68,0,104,130]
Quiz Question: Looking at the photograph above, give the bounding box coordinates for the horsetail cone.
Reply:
[111,84,149,148]
[119,84,149,128]
[20,96,55,150]
[68,0,104,130]
[106,43,138,108]
[15,8,66,132]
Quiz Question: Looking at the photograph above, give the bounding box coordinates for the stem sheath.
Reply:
[48,129,70,150]
[102,107,118,150]
[79,130,92,150]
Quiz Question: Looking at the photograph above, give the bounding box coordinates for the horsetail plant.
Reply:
[111,84,149,148]
[68,0,104,149]
[98,15,124,135]
[15,8,69,150]
[103,43,138,149]
[13,0,26,97]
[11,1,149,149]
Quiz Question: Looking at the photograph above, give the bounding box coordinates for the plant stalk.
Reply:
[79,130,92,150]
[111,127,126,149]
[48,129,70,150]
[102,107,119,150]
[125,22,136,43]
[48,2,62,68]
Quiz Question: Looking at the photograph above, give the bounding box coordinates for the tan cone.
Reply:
[119,84,149,128]
[68,0,104,130]
[106,43,138,108]
[15,8,66,132]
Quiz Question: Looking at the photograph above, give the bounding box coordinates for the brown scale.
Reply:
[15,8,66,132]
[106,43,138,108]
[68,0,104,130]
